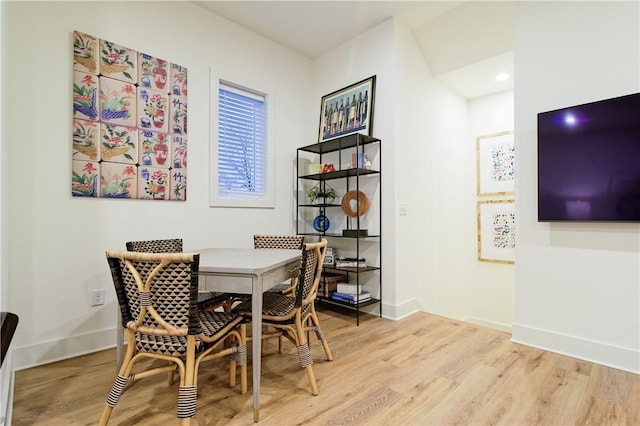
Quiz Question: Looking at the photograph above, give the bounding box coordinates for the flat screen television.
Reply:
[537,92,640,222]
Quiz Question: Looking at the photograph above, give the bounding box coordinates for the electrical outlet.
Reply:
[91,289,105,306]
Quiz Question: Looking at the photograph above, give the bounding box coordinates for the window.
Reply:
[211,78,274,207]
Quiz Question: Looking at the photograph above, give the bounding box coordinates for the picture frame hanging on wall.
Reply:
[476,130,515,196]
[318,75,376,143]
[477,199,515,264]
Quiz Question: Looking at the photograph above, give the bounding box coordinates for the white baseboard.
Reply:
[512,322,640,374]
[13,327,116,371]
[463,316,512,333]
[382,299,422,321]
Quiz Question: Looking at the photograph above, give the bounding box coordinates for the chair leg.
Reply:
[99,404,115,426]
[239,324,248,395]
[99,374,135,424]
[99,406,114,426]
[229,337,237,388]
[309,306,334,361]
[304,363,319,396]
[177,336,198,425]
[260,324,283,354]
[99,337,136,425]
[294,321,318,395]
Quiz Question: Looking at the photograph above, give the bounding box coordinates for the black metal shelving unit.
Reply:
[296,133,381,325]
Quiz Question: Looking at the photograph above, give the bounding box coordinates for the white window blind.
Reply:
[217,83,267,199]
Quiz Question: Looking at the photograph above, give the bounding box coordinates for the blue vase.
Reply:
[313,214,330,232]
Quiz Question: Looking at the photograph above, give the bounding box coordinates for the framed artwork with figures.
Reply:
[318,76,375,143]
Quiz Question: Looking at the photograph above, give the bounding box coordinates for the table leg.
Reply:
[252,275,263,422]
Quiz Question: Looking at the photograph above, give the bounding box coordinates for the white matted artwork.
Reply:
[477,199,515,264]
[476,130,515,196]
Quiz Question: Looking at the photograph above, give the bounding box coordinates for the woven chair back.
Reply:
[126,238,183,253]
[106,250,200,336]
[253,234,304,250]
[294,239,327,307]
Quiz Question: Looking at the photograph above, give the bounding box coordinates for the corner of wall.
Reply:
[384,298,424,321]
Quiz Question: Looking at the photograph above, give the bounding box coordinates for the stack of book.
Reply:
[331,291,371,304]
[334,257,366,268]
[330,282,371,304]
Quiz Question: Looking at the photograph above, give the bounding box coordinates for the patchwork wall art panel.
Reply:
[99,76,136,127]
[101,162,138,198]
[72,160,100,197]
[137,87,168,133]
[138,166,169,200]
[101,124,137,164]
[99,39,137,83]
[73,119,100,161]
[72,30,187,201]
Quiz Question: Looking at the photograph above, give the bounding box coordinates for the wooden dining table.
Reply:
[196,247,301,422]
[115,247,301,422]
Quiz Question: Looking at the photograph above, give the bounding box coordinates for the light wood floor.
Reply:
[12,307,640,425]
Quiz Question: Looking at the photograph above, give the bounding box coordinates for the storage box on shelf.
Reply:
[296,133,381,325]
[318,272,346,297]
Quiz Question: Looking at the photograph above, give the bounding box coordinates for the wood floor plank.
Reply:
[12,310,639,425]
[575,364,640,426]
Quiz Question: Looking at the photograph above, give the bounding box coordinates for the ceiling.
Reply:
[194,1,514,99]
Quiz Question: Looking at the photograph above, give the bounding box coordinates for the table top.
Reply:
[194,248,301,275]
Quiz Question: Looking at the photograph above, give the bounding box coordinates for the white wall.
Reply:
[312,19,479,324]
[312,19,396,316]
[0,0,6,314]
[466,90,515,332]
[392,22,514,329]
[513,1,640,373]
[393,20,471,321]
[5,1,313,370]
[0,3,16,424]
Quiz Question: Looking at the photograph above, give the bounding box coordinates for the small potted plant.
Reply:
[308,184,337,204]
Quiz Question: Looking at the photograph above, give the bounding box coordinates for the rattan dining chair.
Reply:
[253,234,305,295]
[234,238,333,396]
[126,238,230,311]
[219,234,307,314]
[100,250,247,425]
[253,234,305,352]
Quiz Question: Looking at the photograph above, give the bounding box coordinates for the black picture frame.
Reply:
[318,75,376,143]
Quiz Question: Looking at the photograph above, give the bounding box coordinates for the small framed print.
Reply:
[323,247,335,265]
[478,199,515,264]
[476,130,515,196]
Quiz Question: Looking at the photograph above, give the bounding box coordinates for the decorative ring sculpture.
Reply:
[341,190,370,218]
